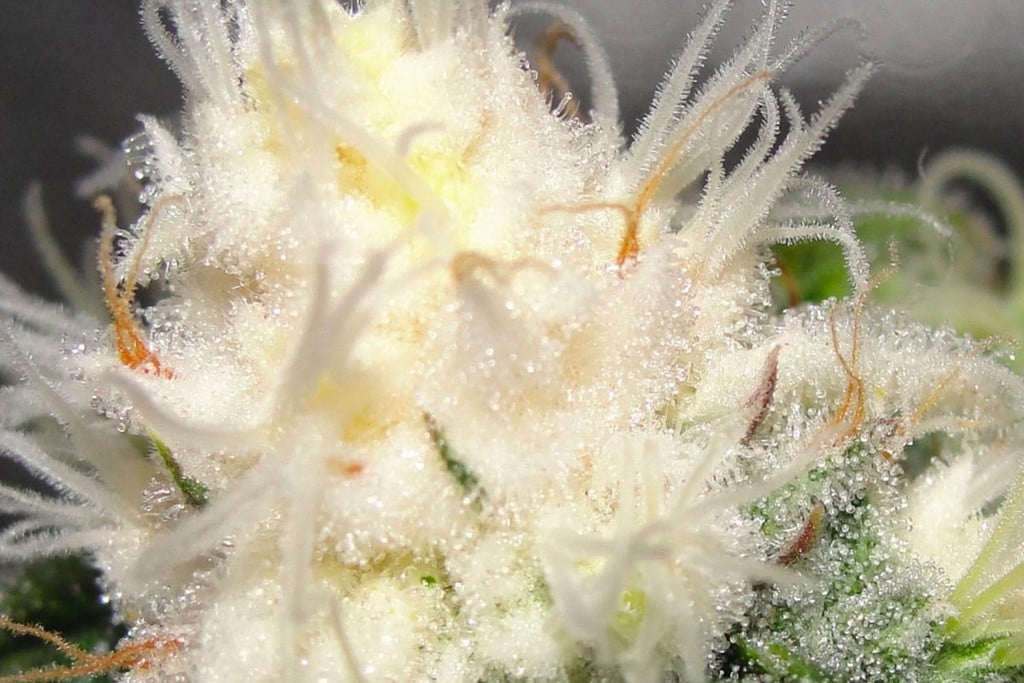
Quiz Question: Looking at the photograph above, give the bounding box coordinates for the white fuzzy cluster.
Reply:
[4,1,1024,682]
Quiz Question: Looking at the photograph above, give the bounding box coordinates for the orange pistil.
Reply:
[0,616,182,682]
[450,249,554,286]
[894,339,993,443]
[541,70,775,273]
[774,256,802,308]
[537,201,638,274]
[337,460,365,477]
[534,22,582,119]
[634,70,775,214]
[95,195,175,379]
[628,70,776,274]
[614,209,642,269]
[827,300,865,443]
[826,251,900,443]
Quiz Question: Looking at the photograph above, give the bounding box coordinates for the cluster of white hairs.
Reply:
[3,1,1024,682]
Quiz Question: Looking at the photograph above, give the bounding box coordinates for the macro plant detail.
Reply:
[2,1,1024,682]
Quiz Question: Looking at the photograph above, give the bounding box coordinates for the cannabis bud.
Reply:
[2,2,1024,682]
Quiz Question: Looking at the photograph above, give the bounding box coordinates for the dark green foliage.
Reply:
[726,636,829,682]
[728,445,943,681]
[930,637,1023,681]
[772,206,974,310]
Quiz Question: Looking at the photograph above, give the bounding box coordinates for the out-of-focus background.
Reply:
[1,0,1022,299]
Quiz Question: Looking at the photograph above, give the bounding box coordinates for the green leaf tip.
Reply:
[149,432,208,508]
[424,413,484,499]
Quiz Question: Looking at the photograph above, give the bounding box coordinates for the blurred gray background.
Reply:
[1,0,1023,299]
